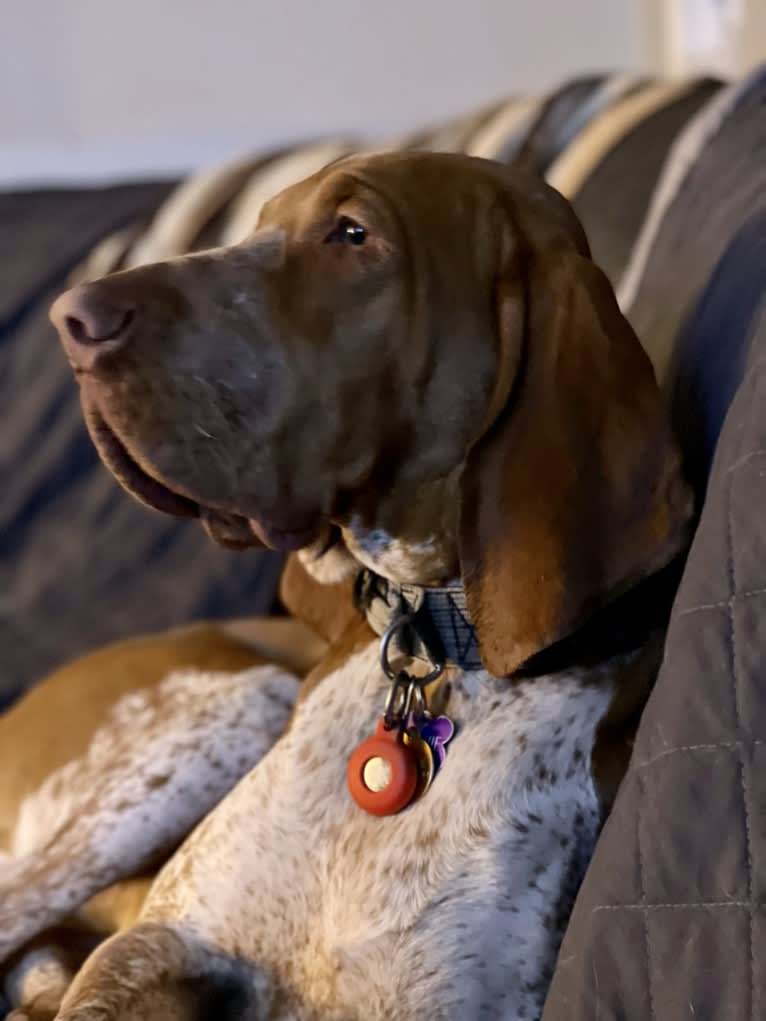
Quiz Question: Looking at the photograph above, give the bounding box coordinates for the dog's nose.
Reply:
[50,283,135,371]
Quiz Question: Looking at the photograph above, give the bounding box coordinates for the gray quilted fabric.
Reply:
[543,208,766,1020]
[625,68,766,383]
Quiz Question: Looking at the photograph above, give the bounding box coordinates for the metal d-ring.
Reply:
[382,673,410,728]
[406,678,427,720]
[379,613,445,687]
[380,613,415,679]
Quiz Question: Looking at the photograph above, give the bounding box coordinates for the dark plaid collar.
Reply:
[354,570,482,671]
[354,557,686,678]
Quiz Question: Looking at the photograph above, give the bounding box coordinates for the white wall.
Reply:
[642,0,766,78]
[0,0,647,187]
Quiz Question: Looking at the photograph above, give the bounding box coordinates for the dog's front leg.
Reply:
[0,665,299,964]
[55,923,259,1021]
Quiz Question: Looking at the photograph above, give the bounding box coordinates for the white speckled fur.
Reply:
[343,517,455,586]
[58,641,614,1021]
[0,664,299,967]
[346,529,442,583]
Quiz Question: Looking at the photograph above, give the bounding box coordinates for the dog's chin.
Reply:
[81,397,324,553]
[247,517,321,552]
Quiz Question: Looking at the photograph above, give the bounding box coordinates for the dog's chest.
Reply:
[145,643,611,1020]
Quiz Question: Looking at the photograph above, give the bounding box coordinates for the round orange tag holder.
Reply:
[347,718,420,816]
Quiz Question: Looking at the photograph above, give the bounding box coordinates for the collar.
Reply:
[354,570,482,671]
[354,557,685,677]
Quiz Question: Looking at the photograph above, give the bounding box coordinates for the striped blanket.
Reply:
[77,72,720,303]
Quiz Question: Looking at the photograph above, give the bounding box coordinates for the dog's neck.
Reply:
[298,470,684,679]
[348,558,683,681]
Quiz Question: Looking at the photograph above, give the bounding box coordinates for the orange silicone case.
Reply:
[347,718,419,816]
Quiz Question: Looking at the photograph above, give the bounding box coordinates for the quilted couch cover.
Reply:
[544,70,766,1019]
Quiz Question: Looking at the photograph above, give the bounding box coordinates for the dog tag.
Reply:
[417,714,455,775]
[403,727,435,799]
[347,718,420,816]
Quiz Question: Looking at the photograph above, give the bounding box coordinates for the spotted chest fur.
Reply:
[1,665,300,966]
[142,642,613,1021]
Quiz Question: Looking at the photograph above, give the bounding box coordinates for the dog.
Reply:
[37,151,691,1020]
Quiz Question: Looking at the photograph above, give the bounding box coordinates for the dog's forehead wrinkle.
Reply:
[346,155,487,217]
[318,167,414,238]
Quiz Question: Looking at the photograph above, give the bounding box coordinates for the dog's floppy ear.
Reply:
[279,552,362,645]
[459,195,692,677]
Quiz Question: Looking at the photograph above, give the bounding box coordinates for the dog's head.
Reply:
[51,152,691,674]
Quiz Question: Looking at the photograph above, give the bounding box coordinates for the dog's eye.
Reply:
[324,216,367,246]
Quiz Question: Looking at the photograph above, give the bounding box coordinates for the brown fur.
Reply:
[459,239,691,674]
[279,553,362,645]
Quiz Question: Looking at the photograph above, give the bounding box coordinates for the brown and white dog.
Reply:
[10,152,691,1020]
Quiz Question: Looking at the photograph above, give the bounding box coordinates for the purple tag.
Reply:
[417,715,455,773]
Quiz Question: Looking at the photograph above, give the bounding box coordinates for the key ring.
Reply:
[382,673,411,728]
[379,613,444,687]
[382,671,431,730]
